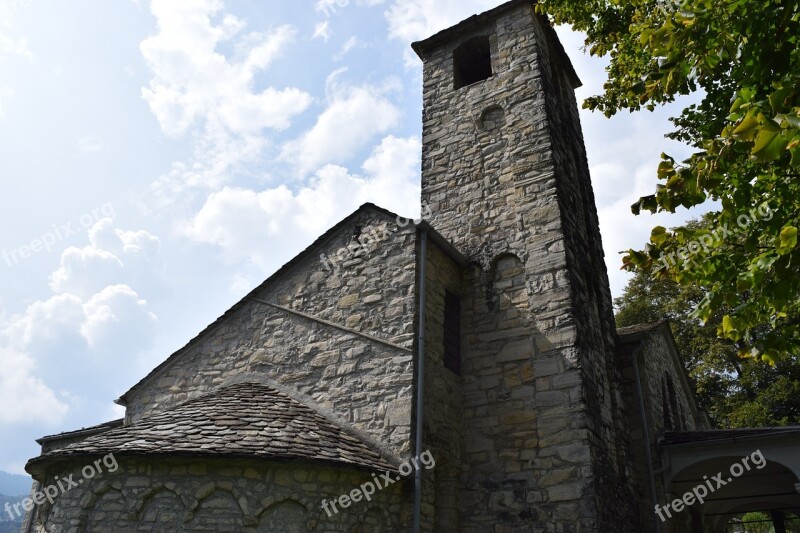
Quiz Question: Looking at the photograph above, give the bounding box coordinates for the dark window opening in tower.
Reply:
[453,36,492,89]
[443,290,462,374]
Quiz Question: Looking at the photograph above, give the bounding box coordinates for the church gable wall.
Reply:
[123,210,418,456]
[638,328,709,436]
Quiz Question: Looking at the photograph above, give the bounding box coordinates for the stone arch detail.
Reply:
[478,105,505,133]
[256,497,313,532]
[489,253,530,319]
[187,485,248,530]
[79,482,129,532]
[133,484,188,528]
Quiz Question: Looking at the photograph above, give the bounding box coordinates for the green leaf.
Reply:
[778,226,798,255]
[651,226,668,245]
[769,86,793,113]
[751,126,789,162]
[732,112,760,140]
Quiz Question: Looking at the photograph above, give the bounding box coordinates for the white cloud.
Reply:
[141,2,308,136]
[188,135,420,268]
[80,285,157,352]
[384,0,497,43]
[50,247,125,299]
[334,36,360,61]
[382,0,498,66]
[280,71,401,176]
[141,0,312,194]
[0,347,68,426]
[49,219,162,299]
[0,279,157,427]
[0,217,162,428]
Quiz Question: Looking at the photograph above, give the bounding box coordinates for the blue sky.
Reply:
[0,0,701,477]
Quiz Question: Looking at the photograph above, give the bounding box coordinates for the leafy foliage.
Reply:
[537,0,800,362]
[615,266,800,427]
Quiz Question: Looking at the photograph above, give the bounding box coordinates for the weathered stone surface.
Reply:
[28,457,408,532]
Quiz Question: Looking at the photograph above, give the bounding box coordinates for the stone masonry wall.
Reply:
[618,326,711,531]
[123,209,418,457]
[638,329,707,436]
[420,239,467,532]
[30,457,409,532]
[417,3,626,530]
[530,11,642,532]
[638,328,709,531]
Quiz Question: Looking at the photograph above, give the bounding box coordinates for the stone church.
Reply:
[23,1,800,532]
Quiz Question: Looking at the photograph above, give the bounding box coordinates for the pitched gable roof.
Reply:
[28,382,399,476]
[117,203,402,406]
[117,203,470,407]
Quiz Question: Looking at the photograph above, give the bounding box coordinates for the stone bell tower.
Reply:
[413,1,641,530]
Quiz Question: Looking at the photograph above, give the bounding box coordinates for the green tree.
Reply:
[615,265,800,427]
[537,0,800,362]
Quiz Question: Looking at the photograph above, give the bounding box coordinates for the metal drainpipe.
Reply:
[632,343,661,533]
[412,229,428,533]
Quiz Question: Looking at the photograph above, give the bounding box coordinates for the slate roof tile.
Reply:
[27,382,396,475]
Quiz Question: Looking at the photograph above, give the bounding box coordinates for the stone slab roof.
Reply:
[37,419,124,445]
[660,427,800,447]
[616,320,669,340]
[27,382,397,475]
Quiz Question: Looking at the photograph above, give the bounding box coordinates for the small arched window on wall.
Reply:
[454,36,492,89]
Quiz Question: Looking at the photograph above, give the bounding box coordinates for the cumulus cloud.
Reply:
[0,220,161,427]
[280,70,401,176]
[0,285,156,426]
[141,0,312,194]
[189,135,420,269]
[0,347,68,426]
[384,0,497,44]
[50,219,162,299]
